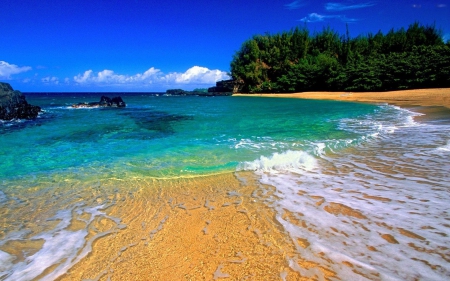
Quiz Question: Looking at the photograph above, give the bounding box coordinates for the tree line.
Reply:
[230,22,450,93]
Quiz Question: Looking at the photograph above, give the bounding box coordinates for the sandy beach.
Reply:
[2,91,449,280]
[233,88,450,109]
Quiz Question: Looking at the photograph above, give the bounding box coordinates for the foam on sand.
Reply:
[245,121,450,280]
[0,204,123,281]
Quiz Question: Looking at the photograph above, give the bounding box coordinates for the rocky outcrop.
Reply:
[72,96,126,108]
[0,82,41,120]
[207,79,243,95]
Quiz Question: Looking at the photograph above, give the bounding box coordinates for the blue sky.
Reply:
[1,0,449,92]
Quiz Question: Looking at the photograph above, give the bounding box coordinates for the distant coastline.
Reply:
[233,88,450,109]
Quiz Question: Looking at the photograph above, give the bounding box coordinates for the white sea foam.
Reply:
[0,118,23,127]
[231,136,293,152]
[1,204,123,281]
[246,111,450,280]
[234,138,263,150]
[237,150,317,173]
[338,105,422,142]
[256,159,450,280]
[437,140,450,152]
[313,142,326,156]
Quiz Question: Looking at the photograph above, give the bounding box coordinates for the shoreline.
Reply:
[233,88,450,109]
[2,90,449,280]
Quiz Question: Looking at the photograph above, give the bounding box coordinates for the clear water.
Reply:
[0,93,376,180]
[1,93,449,280]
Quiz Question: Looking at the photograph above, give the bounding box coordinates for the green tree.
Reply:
[230,22,450,93]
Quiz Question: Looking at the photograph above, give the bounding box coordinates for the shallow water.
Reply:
[0,93,449,280]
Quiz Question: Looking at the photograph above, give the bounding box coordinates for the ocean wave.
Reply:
[243,106,450,280]
[230,105,423,162]
[232,137,294,152]
[0,119,23,127]
[253,145,450,280]
[437,140,450,152]
[237,150,316,173]
[337,104,422,143]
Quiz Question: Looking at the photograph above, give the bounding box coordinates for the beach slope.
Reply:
[233,88,450,109]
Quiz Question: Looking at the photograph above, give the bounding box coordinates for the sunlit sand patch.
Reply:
[294,258,338,281]
[380,233,399,244]
[323,202,367,219]
[310,195,325,207]
[281,209,306,228]
[56,172,314,280]
[398,228,426,240]
[0,239,45,264]
[362,194,391,202]
[296,238,310,249]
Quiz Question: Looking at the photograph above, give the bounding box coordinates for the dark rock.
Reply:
[72,96,126,108]
[207,79,243,95]
[0,82,41,120]
[111,96,126,107]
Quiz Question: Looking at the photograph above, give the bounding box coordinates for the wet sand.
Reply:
[233,88,450,109]
[55,173,323,280]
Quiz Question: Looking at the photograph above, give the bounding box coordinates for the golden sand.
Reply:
[233,88,450,109]
[56,173,336,280]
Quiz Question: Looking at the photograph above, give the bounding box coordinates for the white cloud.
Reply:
[74,67,161,84]
[42,76,59,84]
[301,13,326,22]
[300,12,357,23]
[74,70,94,83]
[73,66,230,87]
[325,2,375,11]
[285,1,307,10]
[164,66,228,84]
[0,61,32,79]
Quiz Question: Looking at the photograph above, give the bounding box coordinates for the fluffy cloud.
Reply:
[301,13,326,22]
[164,66,228,84]
[42,76,59,84]
[74,67,161,84]
[0,61,32,79]
[285,1,308,10]
[73,66,230,87]
[300,13,357,23]
[325,2,375,11]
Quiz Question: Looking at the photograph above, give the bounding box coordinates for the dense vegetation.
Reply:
[230,23,450,93]
[165,88,207,96]
[165,88,231,96]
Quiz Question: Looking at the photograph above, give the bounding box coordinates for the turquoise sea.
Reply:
[1,93,385,180]
[1,93,449,280]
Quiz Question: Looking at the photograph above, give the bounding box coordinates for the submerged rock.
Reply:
[0,82,41,120]
[72,96,126,108]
